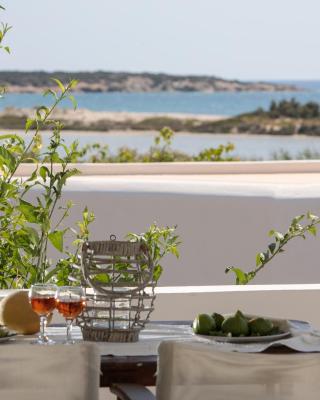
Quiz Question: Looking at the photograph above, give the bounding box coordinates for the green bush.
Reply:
[76,127,238,163]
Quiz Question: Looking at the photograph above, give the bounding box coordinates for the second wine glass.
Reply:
[55,286,86,344]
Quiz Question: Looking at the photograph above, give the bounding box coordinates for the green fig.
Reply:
[249,318,273,336]
[212,312,224,330]
[221,312,249,336]
[235,310,247,320]
[193,314,216,335]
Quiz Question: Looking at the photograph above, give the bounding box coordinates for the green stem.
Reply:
[7,83,73,184]
[250,218,320,278]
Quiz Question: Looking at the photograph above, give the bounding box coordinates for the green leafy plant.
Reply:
[0,7,94,288]
[72,126,238,163]
[127,223,181,282]
[194,142,236,161]
[0,79,91,288]
[0,8,10,54]
[225,212,320,284]
[84,224,180,286]
[0,6,10,98]
[50,207,95,286]
[142,126,195,162]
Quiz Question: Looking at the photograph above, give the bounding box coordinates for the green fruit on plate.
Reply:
[212,312,224,330]
[249,318,273,335]
[221,311,249,336]
[235,310,247,320]
[193,314,216,335]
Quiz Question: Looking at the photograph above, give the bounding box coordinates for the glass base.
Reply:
[63,339,76,345]
[31,336,55,345]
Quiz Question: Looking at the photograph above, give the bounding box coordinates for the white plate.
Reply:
[0,333,16,343]
[195,330,291,343]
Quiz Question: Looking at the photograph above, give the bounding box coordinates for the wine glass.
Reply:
[55,286,86,344]
[29,283,57,345]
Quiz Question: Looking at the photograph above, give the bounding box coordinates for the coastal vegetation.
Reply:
[0,71,296,93]
[2,99,320,137]
[253,99,320,119]
[24,127,238,163]
[6,122,319,162]
[272,148,320,160]
[205,99,320,135]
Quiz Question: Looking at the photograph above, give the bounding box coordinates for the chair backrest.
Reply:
[156,340,320,400]
[0,343,100,400]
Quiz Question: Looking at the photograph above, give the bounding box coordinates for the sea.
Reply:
[2,80,320,160]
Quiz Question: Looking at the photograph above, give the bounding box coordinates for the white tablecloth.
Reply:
[6,320,320,356]
[8,323,194,356]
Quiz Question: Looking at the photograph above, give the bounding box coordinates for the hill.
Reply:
[0,71,297,93]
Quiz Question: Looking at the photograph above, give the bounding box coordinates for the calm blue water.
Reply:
[4,81,320,159]
[1,81,320,116]
[40,132,320,161]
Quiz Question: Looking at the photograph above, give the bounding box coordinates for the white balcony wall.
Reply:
[19,162,320,287]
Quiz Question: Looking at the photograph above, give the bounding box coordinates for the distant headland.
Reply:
[0,71,298,93]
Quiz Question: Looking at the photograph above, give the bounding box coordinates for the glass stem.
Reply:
[66,319,73,343]
[39,315,47,342]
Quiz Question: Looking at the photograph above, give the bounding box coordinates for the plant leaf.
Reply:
[268,242,276,254]
[308,226,317,236]
[274,231,284,242]
[43,88,57,99]
[51,78,65,93]
[48,230,64,252]
[292,215,304,225]
[225,266,249,285]
[256,252,265,267]
[307,212,319,221]
[0,146,16,171]
[39,166,50,181]
[19,199,39,223]
[25,118,35,132]
[68,95,77,110]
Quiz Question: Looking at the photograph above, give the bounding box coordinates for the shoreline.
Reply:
[1,108,320,136]
[0,108,228,122]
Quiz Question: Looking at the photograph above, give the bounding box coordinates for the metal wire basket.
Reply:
[77,236,156,342]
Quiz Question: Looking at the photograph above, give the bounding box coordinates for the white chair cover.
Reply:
[0,343,100,400]
[156,340,320,400]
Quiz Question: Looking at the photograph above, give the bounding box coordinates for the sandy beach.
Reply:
[0,107,227,123]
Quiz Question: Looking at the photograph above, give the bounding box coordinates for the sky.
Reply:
[1,0,320,80]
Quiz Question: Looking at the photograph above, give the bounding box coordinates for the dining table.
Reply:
[3,319,316,388]
[4,321,194,387]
